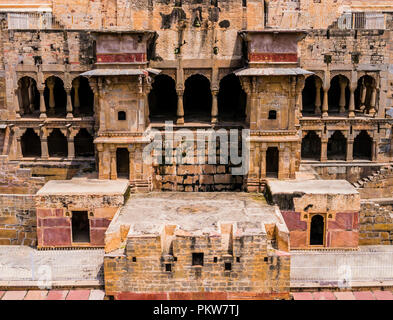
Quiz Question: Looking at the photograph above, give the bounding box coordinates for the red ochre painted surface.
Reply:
[114,292,290,300]
[36,208,110,247]
[248,53,298,63]
[281,211,359,249]
[96,53,146,63]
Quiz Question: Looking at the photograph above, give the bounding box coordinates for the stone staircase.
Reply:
[351,163,393,190]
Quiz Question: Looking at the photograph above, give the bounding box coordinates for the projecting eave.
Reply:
[80,68,161,77]
[234,67,313,76]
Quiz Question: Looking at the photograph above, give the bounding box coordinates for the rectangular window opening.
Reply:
[165,264,172,272]
[225,262,232,271]
[192,252,204,266]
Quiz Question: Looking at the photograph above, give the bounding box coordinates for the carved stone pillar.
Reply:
[321,138,328,161]
[346,139,353,161]
[369,85,377,116]
[90,79,99,131]
[176,89,184,125]
[372,137,377,161]
[314,78,322,115]
[66,88,73,119]
[359,79,367,111]
[28,78,35,113]
[295,76,305,127]
[97,144,106,179]
[348,84,356,118]
[67,132,75,160]
[72,78,80,116]
[38,88,47,118]
[15,129,22,159]
[339,76,348,114]
[110,147,117,180]
[46,77,56,116]
[260,145,267,178]
[14,89,21,118]
[322,86,329,118]
[40,128,49,159]
[211,89,219,124]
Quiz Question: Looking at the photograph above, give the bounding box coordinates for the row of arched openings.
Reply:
[20,128,94,158]
[148,73,247,122]
[301,130,373,161]
[302,75,376,116]
[17,76,94,117]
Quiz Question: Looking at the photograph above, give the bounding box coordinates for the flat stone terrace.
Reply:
[36,178,129,196]
[108,192,286,237]
[268,179,358,195]
[0,246,104,288]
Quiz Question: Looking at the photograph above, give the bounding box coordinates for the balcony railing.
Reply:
[338,12,386,30]
[7,12,63,30]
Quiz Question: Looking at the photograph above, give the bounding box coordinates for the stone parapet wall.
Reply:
[0,194,36,246]
[104,234,290,299]
[359,201,393,245]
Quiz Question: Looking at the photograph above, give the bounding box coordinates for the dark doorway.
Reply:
[72,211,90,243]
[148,74,177,122]
[116,148,129,178]
[48,129,68,157]
[302,75,323,116]
[21,128,41,157]
[353,130,372,160]
[266,147,279,178]
[184,74,212,122]
[327,131,346,160]
[192,252,204,266]
[328,75,349,115]
[18,77,40,117]
[354,75,374,111]
[218,74,246,122]
[72,76,94,116]
[74,129,94,157]
[301,131,321,160]
[310,214,324,246]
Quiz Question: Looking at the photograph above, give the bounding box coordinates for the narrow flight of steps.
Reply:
[351,164,393,189]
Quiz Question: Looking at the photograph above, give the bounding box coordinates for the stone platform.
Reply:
[105,192,288,253]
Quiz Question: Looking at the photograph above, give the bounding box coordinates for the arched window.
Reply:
[74,129,94,157]
[71,76,94,116]
[302,75,323,116]
[21,128,41,157]
[327,131,347,160]
[328,75,350,115]
[218,74,246,122]
[301,131,321,160]
[148,74,177,122]
[48,129,68,157]
[310,215,324,245]
[17,77,40,117]
[44,76,67,117]
[353,130,372,160]
[118,111,126,121]
[355,75,375,112]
